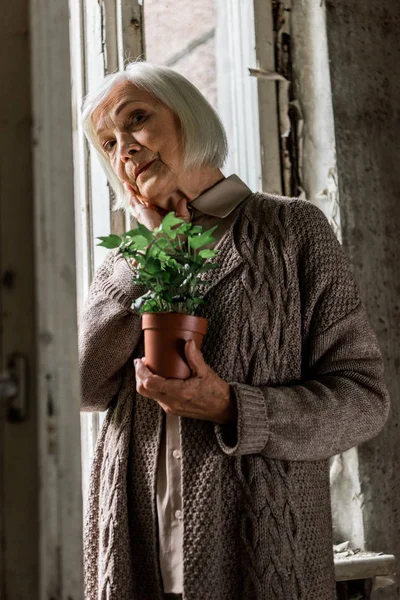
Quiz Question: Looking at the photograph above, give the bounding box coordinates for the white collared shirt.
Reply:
[156,174,252,594]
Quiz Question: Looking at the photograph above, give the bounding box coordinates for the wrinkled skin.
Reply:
[92,79,235,424]
[134,341,235,424]
[92,79,223,229]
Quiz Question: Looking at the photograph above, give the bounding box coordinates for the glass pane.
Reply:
[144,2,217,109]
[143,0,263,191]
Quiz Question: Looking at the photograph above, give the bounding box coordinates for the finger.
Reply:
[124,182,140,202]
[124,185,140,208]
[134,357,157,382]
[134,358,194,402]
[123,182,134,194]
[184,340,208,378]
[134,359,167,396]
[175,197,191,222]
[123,182,145,208]
[142,199,164,213]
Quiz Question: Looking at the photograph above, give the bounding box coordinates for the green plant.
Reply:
[98,212,219,315]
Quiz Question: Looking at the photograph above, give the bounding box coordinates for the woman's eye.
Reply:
[103,140,116,153]
[130,112,146,126]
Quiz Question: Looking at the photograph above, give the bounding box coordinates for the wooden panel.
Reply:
[253,0,282,195]
[84,0,112,271]
[0,0,39,596]
[215,0,264,192]
[71,0,145,497]
[30,0,83,595]
[117,0,144,63]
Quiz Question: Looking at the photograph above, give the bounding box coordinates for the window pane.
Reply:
[144,2,217,108]
[143,0,265,191]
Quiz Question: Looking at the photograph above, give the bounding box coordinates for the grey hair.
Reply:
[82,61,228,212]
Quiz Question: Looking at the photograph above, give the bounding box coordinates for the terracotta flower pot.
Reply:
[142,312,208,379]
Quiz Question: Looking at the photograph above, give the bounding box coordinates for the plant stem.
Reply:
[124,256,138,274]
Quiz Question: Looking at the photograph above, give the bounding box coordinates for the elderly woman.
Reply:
[80,61,389,600]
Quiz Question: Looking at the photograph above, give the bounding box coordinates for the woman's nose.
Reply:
[119,136,141,163]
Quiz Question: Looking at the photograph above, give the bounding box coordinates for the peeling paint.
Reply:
[330,454,343,485]
[315,166,342,242]
[285,0,342,238]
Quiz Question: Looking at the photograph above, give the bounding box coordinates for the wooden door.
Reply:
[0,0,83,597]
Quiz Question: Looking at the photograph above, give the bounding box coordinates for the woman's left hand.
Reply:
[134,340,236,425]
[124,182,191,231]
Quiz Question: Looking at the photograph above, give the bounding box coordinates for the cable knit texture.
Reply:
[79,193,389,600]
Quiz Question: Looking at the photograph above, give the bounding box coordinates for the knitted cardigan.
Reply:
[80,192,389,600]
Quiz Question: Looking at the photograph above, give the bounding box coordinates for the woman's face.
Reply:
[92,79,185,209]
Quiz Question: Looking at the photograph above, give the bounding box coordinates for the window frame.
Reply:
[69,0,144,503]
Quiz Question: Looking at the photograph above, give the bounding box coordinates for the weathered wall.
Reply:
[325,2,400,597]
[290,0,340,235]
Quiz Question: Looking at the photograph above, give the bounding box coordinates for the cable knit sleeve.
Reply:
[79,249,145,412]
[215,200,390,460]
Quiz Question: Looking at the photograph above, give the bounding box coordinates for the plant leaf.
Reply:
[97,234,122,249]
[142,257,163,275]
[198,249,217,259]
[126,223,153,243]
[141,298,162,313]
[101,216,220,314]
[129,234,153,251]
[176,222,191,235]
[154,236,171,249]
[188,225,218,249]
[161,212,185,238]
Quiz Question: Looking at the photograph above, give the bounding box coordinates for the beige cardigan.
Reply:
[80,192,389,600]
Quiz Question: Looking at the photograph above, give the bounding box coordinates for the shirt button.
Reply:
[172,449,181,459]
[175,509,183,520]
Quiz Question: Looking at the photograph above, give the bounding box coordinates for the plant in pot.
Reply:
[98,213,219,379]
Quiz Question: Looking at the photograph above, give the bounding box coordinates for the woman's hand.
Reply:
[124,182,190,230]
[134,340,237,425]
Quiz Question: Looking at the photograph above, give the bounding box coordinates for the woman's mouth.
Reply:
[135,160,156,180]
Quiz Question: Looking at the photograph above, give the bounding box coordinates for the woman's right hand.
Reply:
[124,183,190,230]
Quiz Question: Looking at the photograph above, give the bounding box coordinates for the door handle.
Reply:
[0,354,28,422]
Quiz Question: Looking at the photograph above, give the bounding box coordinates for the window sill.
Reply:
[334,551,396,582]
